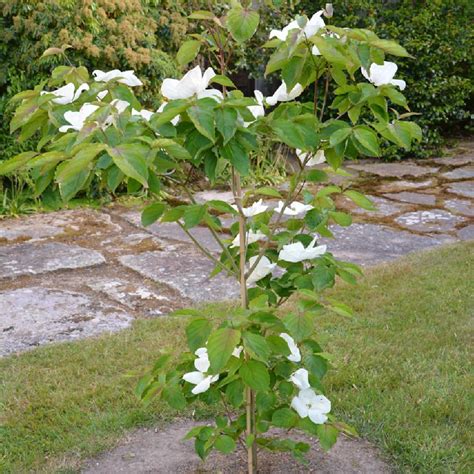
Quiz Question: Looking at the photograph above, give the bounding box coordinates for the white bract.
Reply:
[266,82,304,106]
[93,69,143,87]
[232,198,268,217]
[247,256,276,285]
[59,103,99,132]
[244,90,265,127]
[110,99,130,114]
[279,237,327,263]
[296,149,326,167]
[232,346,244,358]
[290,368,310,390]
[275,200,313,216]
[361,61,406,90]
[182,347,219,394]
[291,388,331,424]
[161,65,223,101]
[280,333,301,362]
[41,83,90,105]
[132,108,154,121]
[231,229,266,248]
[269,11,325,42]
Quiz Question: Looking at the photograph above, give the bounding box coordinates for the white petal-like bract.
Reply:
[266,82,304,106]
[247,256,276,285]
[361,61,406,90]
[280,332,301,362]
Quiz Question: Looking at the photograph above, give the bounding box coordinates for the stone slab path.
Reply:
[1,140,473,356]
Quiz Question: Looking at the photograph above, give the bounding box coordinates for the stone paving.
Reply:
[0,141,473,356]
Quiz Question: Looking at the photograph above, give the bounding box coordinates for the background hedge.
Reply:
[1,0,473,165]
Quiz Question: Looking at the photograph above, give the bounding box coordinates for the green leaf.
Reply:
[183,204,206,229]
[177,40,201,66]
[311,36,349,67]
[216,107,238,144]
[226,379,244,408]
[311,266,335,291]
[162,385,187,410]
[330,211,352,227]
[370,39,411,58]
[188,103,216,142]
[304,353,328,379]
[221,139,249,175]
[267,335,291,357]
[283,312,313,342]
[56,144,106,201]
[243,332,271,362]
[226,4,259,43]
[211,75,236,88]
[272,408,298,428]
[239,360,270,391]
[153,139,191,160]
[206,200,237,214]
[154,101,188,127]
[186,318,212,352]
[141,203,166,226]
[215,435,236,454]
[352,127,380,157]
[382,87,408,109]
[207,328,241,373]
[343,190,375,210]
[0,151,38,175]
[329,127,352,147]
[107,144,149,187]
[316,424,339,451]
[254,187,282,198]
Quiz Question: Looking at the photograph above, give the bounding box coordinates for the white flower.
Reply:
[182,371,219,394]
[279,237,327,263]
[231,229,266,248]
[96,90,109,101]
[296,149,326,167]
[232,199,268,217]
[41,83,89,105]
[280,332,301,362]
[274,200,313,216]
[269,11,325,42]
[247,256,276,285]
[182,347,219,394]
[290,368,310,390]
[59,103,99,132]
[312,45,321,56]
[161,65,223,101]
[93,69,143,87]
[361,61,406,90]
[266,82,304,106]
[302,11,326,38]
[232,346,244,358]
[269,19,300,41]
[132,108,154,121]
[110,99,130,114]
[157,102,180,126]
[291,388,331,424]
[244,90,265,127]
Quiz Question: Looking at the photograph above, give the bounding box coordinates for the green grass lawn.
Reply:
[1,242,473,472]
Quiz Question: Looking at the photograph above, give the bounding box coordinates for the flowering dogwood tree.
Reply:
[2,2,420,472]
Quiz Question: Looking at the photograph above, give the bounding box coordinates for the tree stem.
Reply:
[232,170,257,474]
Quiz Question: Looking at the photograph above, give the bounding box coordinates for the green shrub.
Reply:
[0,0,178,165]
[296,0,473,158]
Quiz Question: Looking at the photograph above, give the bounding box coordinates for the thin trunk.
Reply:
[232,171,257,474]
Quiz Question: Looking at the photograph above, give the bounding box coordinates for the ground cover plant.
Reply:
[1,1,423,471]
[1,242,472,472]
